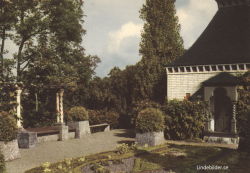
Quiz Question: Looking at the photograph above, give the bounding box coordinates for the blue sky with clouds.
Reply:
[83,0,218,77]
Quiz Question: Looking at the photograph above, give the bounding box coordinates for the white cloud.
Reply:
[177,0,217,48]
[107,22,143,54]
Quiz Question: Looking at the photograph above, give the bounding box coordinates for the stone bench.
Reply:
[90,123,110,133]
[26,124,69,142]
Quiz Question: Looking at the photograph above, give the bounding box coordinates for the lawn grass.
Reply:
[25,143,250,173]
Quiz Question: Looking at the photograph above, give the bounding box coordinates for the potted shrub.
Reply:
[0,111,21,161]
[135,108,165,146]
[66,106,90,138]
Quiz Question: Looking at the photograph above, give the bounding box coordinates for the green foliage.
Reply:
[116,143,131,155]
[0,83,16,112]
[136,108,165,133]
[237,71,250,152]
[66,106,89,122]
[162,100,206,140]
[237,72,250,134]
[0,150,5,173]
[23,109,57,128]
[88,109,119,129]
[0,111,18,142]
[140,0,184,64]
[137,0,184,103]
[130,99,161,127]
[238,110,250,152]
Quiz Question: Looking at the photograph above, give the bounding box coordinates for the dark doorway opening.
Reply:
[213,87,232,132]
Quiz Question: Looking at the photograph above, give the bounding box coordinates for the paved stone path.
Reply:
[6,129,134,173]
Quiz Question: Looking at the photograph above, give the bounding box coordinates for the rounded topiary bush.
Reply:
[136,108,165,133]
[66,106,89,122]
[0,111,18,142]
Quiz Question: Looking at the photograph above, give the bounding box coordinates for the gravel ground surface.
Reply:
[6,129,134,173]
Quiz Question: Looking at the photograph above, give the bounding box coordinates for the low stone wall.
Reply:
[136,131,165,146]
[0,140,21,161]
[204,136,239,144]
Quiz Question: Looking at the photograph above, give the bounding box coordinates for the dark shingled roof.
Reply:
[170,4,250,66]
[203,72,241,86]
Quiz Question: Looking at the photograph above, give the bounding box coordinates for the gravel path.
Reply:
[6,129,134,173]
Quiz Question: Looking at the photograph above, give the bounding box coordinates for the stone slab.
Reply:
[204,136,239,144]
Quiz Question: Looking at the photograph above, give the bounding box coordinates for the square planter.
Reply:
[68,121,90,139]
[17,131,37,148]
[135,131,165,146]
[0,139,21,161]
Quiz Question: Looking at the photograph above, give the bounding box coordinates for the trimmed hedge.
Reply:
[88,109,119,129]
[136,108,165,133]
[238,110,250,152]
[66,106,89,122]
[0,111,18,142]
[162,100,206,140]
[0,150,5,173]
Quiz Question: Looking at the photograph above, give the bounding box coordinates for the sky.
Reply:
[83,0,218,77]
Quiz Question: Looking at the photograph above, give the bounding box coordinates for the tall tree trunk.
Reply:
[16,38,25,82]
[0,27,6,81]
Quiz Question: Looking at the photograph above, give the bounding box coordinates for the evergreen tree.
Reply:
[138,0,184,102]
[140,0,184,65]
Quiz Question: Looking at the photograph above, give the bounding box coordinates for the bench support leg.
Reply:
[104,125,110,132]
[59,124,69,141]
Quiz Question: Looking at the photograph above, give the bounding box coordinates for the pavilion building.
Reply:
[166,0,250,144]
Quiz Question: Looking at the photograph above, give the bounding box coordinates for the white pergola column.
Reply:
[56,89,64,124]
[16,88,22,128]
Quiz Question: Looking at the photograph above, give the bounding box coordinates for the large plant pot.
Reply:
[135,131,165,146]
[68,121,90,139]
[0,139,21,161]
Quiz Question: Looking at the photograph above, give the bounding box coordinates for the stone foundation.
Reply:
[0,140,21,161]
[204,136,239,144]
[135,131,165,146]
